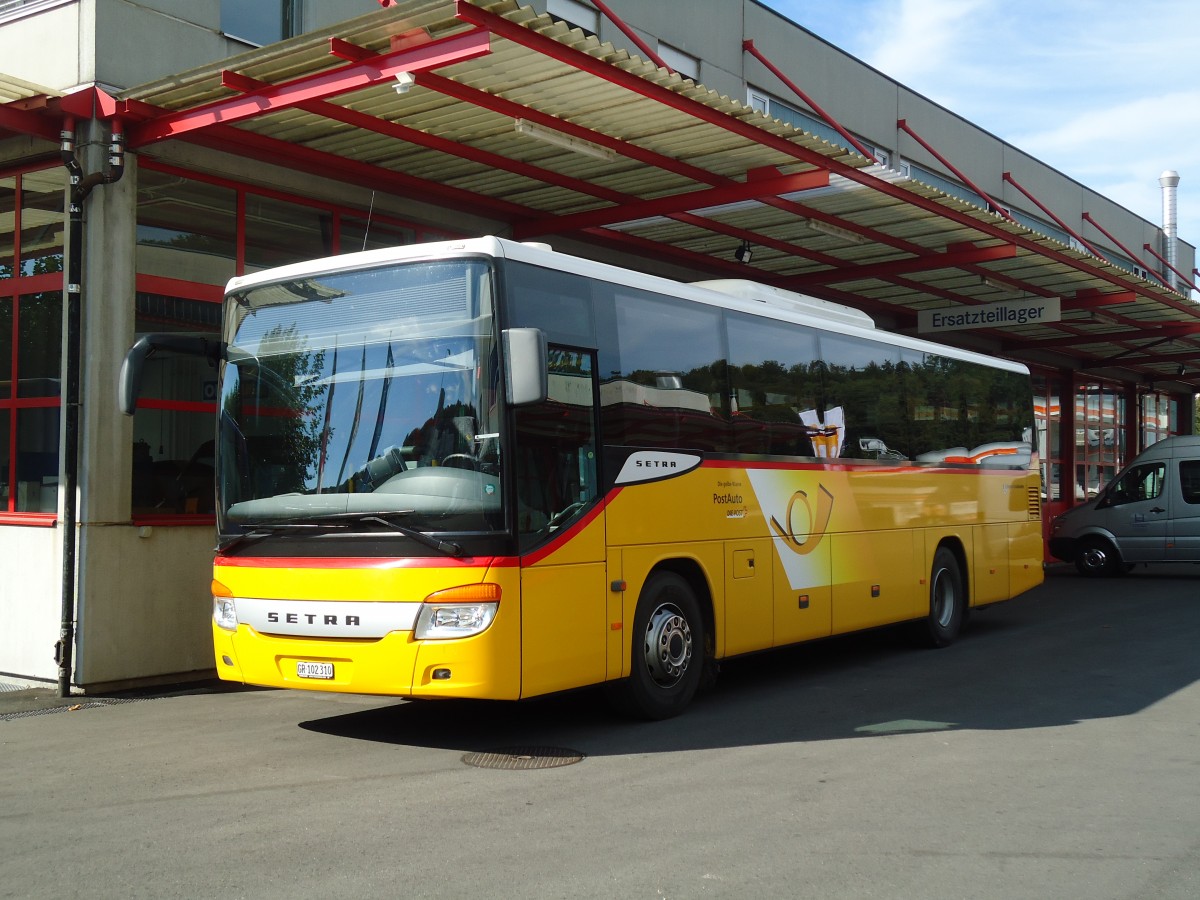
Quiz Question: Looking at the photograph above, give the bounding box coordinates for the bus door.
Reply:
[514,348,609,698]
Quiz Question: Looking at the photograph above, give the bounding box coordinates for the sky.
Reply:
[758,0,1200,268]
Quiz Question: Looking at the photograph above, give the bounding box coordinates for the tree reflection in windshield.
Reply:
[216,260,502,535]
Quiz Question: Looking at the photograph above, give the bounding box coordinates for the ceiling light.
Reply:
[514,119,615,161]
[393,71,416,94]
[805,218,866,244]
[979,275,1010,292]
[734,240,753,264]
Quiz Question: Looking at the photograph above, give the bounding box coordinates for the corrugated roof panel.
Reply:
[98,0,1200,386]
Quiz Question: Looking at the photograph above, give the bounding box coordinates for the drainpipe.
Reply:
[1159,170,1180,291]
[56,117,125,698]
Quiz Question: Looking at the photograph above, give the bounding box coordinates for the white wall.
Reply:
[0,526,62,682]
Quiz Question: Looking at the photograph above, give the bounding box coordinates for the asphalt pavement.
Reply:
[2,563,1198,899]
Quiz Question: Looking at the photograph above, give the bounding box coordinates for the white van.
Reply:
[1049,435,1200,576]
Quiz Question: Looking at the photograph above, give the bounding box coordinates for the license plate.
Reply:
[296,661,334,680]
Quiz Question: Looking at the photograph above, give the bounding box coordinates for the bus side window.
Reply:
[514,348,598,546]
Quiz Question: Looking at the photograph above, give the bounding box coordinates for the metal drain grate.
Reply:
[0,698,146,722]
[462,746,585,770]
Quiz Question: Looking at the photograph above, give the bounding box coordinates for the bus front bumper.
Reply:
[213,623,520,700]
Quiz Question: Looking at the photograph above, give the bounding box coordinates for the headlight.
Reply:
[414,584,501,640]
[213,598,238,631]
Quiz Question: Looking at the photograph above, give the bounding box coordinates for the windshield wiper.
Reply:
[217,521,352,553]
[357,514,464,558]
[218,513,464,558]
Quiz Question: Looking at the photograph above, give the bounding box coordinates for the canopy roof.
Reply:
[7,0,1199,388]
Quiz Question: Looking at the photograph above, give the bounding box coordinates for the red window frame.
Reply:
[1,166,64,526]
[130,159,454,526]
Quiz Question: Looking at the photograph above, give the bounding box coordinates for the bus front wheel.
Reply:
[918,547,965,648]
[609,572,705,720]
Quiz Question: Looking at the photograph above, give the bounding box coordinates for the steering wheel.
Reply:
[439,453,479,470]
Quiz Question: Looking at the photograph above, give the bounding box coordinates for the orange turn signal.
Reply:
[424,583,502,603]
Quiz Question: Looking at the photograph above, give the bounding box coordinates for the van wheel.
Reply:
[607,572,705,720]
[1075,537,1121,577]
[916,547,965,648]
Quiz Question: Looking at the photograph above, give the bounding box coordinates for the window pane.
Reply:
[220,0,283,44]
[727,311,820,456]
[0,176,14,280]
[339,217,415,254]
[133,409,215,515]
[14,406,58,513]
[137,169,236,284]
[244,196,333,272]
[506,262,596,348]
[0,296,10,400]
[1180,460,1200,505]
[0,410,9,510]
[601,289,728,452]
[18,169,64,277]
[819,333,900,458]
[16,291,61,397]
[131,294,220,516]
[516,349,598,545]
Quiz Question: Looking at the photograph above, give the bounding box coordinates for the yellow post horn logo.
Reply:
[770,484,834,555]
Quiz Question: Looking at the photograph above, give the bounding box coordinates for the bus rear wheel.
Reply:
[608,572,705,720]
[917,547,965,648]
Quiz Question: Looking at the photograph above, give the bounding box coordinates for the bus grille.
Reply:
[1027,486,1042,520]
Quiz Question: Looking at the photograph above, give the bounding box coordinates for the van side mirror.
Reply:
[119,333,226,415]
[503,327,547,406]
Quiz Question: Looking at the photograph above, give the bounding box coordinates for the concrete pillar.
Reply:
[77,142,137,525]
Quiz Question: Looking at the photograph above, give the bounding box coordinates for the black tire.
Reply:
[1074,536,1121,578]
[918,546,966,648]
[607,572,705,720]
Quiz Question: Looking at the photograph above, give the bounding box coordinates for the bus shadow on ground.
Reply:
[298,565,1200,757]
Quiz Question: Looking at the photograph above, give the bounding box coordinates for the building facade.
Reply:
[1,0,1196,689]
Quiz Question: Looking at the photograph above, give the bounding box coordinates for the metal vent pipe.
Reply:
[1160,169,1180,290]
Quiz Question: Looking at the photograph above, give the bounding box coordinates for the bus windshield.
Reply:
[216,259,503,537]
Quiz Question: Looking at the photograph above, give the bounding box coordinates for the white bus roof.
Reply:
[224,236,1028,376]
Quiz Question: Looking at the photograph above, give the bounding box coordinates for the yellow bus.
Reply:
[121,236,1043,718]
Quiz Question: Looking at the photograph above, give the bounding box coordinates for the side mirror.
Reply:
[503,327,547,406]
[119,333,226,415]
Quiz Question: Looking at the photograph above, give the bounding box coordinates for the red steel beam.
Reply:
[127,29,491,147]
[189,123,535,220]
[219,69,633,207]
[589,0,672,71]
[418,71,725,187]
[1008,322,1200,351]
[418,66,1063,303]
[453,2,1197,315]
[1002,171,1107,260]
[897,119,1014,223]
[512,170,830,239]
[0,101,59,142]
[781,243,1017,288]
[1068,289,1138,310]
[1081,212,1171,289]
[742,39,876,161]
[1143,242,1200,293]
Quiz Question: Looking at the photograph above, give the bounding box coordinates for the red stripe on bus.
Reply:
[520,489,622,566]
[214,555,519,569]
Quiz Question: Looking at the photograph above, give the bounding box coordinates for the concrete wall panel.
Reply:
[0,528,62,683]
[0,2,83,91]
[75,524,215,686]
